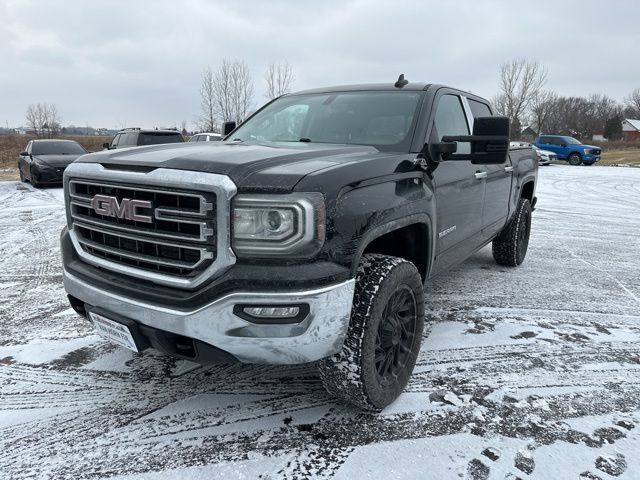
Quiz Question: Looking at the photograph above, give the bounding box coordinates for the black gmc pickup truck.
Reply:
[61,78,537,410]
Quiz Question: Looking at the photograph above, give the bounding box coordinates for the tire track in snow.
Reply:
[1,167,640,479]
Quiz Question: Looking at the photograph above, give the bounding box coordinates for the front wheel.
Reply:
[318,254,425,411]
[29,166,41,188]
[568,153,581,166]
[492,198,532,267]
[19,165,26,182]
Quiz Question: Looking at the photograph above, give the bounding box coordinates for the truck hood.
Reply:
[75,142,384,190]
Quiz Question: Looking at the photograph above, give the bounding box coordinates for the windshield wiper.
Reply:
[298,138,312,143]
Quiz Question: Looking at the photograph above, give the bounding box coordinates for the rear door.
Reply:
[465,97,513,239]
[430,92,485,273]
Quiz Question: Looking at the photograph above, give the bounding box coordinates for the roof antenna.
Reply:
[394,74,408,88]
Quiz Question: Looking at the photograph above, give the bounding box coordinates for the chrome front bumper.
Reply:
[63,268,355,364]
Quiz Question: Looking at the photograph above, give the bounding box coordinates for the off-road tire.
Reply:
[568,153,581,166]
[318,254,425,411]
[492,198,532,267]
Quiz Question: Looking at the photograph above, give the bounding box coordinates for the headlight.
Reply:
[584,148,592,154]
[232,192,325,257]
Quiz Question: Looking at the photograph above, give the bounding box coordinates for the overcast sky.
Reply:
[1,0,638,130]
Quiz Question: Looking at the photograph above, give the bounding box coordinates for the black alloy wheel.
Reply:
[375,285,418,386]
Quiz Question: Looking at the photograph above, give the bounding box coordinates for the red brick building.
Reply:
[622,119,640,141]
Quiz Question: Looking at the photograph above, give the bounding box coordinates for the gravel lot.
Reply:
[1,165,639,479]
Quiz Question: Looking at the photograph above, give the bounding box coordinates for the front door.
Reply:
[430,93,485,274]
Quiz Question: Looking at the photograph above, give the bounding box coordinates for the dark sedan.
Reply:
[18,139,88,187]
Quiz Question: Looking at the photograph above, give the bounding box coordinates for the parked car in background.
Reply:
[188,132,222,142]
[534,135,601,166]
[531,145,556,165]
[103,128,184,150]
[18,139,88,187]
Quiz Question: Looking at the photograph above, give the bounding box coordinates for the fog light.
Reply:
[234,303,310,324]
[243,306,300,318]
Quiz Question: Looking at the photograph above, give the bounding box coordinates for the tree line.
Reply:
[23,58,640,141]
[493,58,640,140]
[198,59,294,132]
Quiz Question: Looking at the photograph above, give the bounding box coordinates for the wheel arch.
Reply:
[520,180,535,203]
[352,214,432,281]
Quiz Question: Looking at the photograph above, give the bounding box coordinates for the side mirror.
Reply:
[102,142,111,149]
[19,151,29,157]
[223,121,236,136]
[434,116,510,164]
[560,143,566,147]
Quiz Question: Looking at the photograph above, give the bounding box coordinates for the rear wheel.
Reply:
[492,198,532,267]
[318,254,425,411]
[568,153,581,166]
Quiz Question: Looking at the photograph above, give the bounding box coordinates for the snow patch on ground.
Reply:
[1,166,639,479]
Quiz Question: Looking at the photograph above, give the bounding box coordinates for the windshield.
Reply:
[138,132,184,146]
[565,137,581,145]
[32,141,87,155]
[229,91,423,151]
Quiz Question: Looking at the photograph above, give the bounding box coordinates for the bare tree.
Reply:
[264,61,295,100]
[202,59,255,128]
[585,93,620,136]
[212,59,255,125]
[45,104,61,137]
[199,66,217,132]
[624,88,640,118]
[25,104,41,137]
[492,59,548,138]
[530,90,557,135]
[25,103,61,138]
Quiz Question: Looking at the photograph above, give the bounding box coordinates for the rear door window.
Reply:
[121,132,137,146]
[467,98,492,119]
[138,133,183,146]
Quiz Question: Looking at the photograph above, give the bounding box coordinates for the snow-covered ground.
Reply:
[1,165,639,479]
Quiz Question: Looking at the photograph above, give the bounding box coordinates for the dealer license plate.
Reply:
[90,312,139,352]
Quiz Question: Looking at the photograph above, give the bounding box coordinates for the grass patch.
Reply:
[599,148,640,166]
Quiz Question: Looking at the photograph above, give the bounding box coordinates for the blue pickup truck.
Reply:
[534,135,602,166]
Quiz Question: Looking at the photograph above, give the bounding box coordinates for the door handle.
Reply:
[504,166,514,173]
[474,171,487,180]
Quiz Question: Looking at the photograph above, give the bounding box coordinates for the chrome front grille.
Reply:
[69,180,216,276]
[64,163,237,289]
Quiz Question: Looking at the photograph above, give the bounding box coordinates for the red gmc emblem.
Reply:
[91,194,153,223]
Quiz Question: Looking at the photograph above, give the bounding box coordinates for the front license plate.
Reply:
[90,312,139,352]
